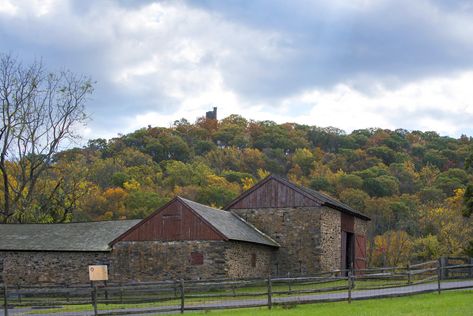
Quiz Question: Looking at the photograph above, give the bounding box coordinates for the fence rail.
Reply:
[1,256,473,315]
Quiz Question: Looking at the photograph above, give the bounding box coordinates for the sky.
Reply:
[1,0,473,140]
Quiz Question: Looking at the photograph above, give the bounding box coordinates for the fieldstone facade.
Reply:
[224,241,273,278]
[111,240,273,282]
[233,207,333,275]
[0,251,109,285]
[0,240,275,285]
[354,217,368,236]
[319,207,342,272]
[232,205,363,275]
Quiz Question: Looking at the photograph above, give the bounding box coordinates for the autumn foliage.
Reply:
[1,115,473,265]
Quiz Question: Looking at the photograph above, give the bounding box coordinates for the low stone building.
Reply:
[225,175,370,275]
[0,176,370,285]
[0,197,278,285]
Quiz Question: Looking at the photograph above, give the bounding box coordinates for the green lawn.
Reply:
[192,290,473,316]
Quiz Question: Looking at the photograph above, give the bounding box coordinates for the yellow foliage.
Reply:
[257,168,270,180]
[241,177,255,191]
[206,174,228,187]
[123,179,141,191]
[370,230,413,267]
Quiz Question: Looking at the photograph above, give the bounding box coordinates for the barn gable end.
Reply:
[225,175,370,221]
[225,176,319,209]
[113,198,226,242]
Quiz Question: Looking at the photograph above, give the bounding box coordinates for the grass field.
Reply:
[191,290,473,316]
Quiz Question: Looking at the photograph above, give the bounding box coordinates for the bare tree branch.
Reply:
[0,53,93,223]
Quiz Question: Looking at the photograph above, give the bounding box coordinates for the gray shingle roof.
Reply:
[0,220,141,252]
[179,197,279,248]
[294,181,371,221]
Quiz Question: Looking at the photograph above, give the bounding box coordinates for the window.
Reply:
[190,252,204,265]
[251,253,257,267]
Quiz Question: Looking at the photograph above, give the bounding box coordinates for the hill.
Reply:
[9,115,473,265]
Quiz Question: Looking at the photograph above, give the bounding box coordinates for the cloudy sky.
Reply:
[1,0,473,140]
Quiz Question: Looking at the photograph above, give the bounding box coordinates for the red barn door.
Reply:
[354,234,367,271]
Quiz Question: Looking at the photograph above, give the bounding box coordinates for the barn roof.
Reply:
[178,197,280,247]
[0,220,141,252]
[225,175,371,221]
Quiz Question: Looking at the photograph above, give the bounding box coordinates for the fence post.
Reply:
[440,256,447,280]
[347,271,352,304]
[287,272,292,293]
[267,274,272,310]
[3,283,8,316]
[119,282,123,304]
[16,283,21,304]
[92,283,98,316]
[437,258,441,295]
[179,279,185,314]
[104,280,109,304]
[407,263,411,285]
[231,278,236,297]
[469,257,473,279]
[351,262,355,288]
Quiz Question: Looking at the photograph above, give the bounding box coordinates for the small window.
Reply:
[251,253,257,267]
[190,252,204,265]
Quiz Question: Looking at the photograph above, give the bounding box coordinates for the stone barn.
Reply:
[0,197,278,285]
[0,220,140,285]
[110,197,279,282]
[225,175,370,275]
[0,175,369,285]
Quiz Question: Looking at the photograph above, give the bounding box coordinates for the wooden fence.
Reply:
[1,257,472,315]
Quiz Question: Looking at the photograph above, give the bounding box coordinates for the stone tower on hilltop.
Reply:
[206,107,217,120]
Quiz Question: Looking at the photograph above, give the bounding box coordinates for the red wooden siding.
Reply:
[354,234,367,271]
[119,199,224,241]
[341,213,354,233]
[230,178,317,209]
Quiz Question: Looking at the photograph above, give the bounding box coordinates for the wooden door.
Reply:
[354,234,367,271]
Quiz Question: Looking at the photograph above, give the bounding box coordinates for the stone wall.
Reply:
[319,207,342,271]
[354,217,368,236]
[110,240,228,282]
[0,240,275,285]
[232,207,323,276]
[0,251,109,285]
[224,242,273,278]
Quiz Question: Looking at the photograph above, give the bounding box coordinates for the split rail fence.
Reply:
[1,256,473,315]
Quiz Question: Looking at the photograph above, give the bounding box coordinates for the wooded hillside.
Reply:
[4,114,473,265]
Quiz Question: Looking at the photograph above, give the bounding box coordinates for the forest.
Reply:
[3,112,473,266]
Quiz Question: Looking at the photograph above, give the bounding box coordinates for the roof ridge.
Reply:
[0,219,141,226]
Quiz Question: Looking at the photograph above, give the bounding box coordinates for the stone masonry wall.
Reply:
[110,240,227,282]
[0,251,109,285]
[0,241,275,285]
[354,217,368,236]
[224,241,274,278]
[232,207,323,276]
[319,207,342,271]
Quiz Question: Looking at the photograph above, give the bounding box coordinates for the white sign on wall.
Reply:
[88,265,108,281]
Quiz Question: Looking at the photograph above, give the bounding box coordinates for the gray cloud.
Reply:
[0,0,472,138]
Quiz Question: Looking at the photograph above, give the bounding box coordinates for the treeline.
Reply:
[6,115,473,265]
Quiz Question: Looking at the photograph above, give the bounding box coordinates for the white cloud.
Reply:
[0,0,17,15]
[112,71,473,139]
[3,0,473,139]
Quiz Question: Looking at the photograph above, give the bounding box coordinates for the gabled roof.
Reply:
[178,197,280,247]
[0,220,141,252]
[225,175,371,221]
